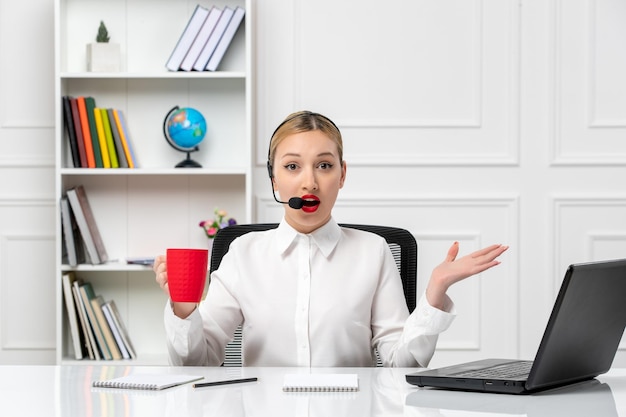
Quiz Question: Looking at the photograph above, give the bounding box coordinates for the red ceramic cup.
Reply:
[166,248,209,302]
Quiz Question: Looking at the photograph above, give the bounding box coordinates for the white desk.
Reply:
[0,365,624,416]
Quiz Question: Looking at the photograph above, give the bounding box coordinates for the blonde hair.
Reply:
[267,111,343,177]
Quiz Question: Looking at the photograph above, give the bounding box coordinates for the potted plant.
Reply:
[86,21,120,72]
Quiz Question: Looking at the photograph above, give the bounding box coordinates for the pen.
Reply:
[193,377,258,388]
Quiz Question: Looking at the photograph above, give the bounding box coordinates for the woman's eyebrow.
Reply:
[316,152,337,158]
[278,152,337,159]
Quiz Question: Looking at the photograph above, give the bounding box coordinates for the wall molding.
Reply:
[0,234,55,351]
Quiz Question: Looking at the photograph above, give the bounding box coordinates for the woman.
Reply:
[154,110,508,367]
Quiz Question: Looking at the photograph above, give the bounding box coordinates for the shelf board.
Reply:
[61,261,153,272]
[60,71,246,80]
[59,167,248,176]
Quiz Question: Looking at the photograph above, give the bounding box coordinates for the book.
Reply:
[112,109,135,168]
[66,185,108,264]
[85,97,103,168]
[193,6,234,71]
[77,96,96,168]
[165,4,210,71]
[282,374,359,392]
[93,107,111,168]
[101,301,132,359]
[62,272,84,360]
[107,108,128,168]
[125,256,155,265]
[180,6,222,71]
[79,282,112,360]
[205,6,245,72]
[104,299,136,359]
[116,110,138,168]
[72,278,98,360]
[60,196,85,266]
[62,96,80,168]
[100,108,119,168]
[91,295,123,360]
[93,373,203,390]
[70,97,87,167]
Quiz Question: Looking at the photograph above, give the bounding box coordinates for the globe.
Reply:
[163,106,207,168]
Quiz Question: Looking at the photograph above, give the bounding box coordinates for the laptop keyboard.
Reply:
[452,360,533,379]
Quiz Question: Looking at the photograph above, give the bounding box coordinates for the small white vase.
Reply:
[86,43,121,72]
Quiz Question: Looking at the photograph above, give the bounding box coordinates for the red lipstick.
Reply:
[300,194,320,213]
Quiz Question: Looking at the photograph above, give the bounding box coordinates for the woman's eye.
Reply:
[318,162,333,170]
[284,163,298,171]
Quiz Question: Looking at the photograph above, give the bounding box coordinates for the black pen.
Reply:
[193,377,258,388]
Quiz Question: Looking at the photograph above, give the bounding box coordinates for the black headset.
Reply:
[266,111,340,179]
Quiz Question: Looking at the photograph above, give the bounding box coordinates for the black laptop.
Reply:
[406,258,626,394]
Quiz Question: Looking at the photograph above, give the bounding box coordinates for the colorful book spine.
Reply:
[77,96,96,168]
[79,282,112,360]
[61,272,84,360]
[93,108,111,168]
[70,98,87,167]
[62,96,80,168]
[91,295,122,360]
[107,108,128,168]
[85,97,103,168]
[72,278,98,359]
[112,109,135,168]
[100,109,119,168]
[66,185,108,265]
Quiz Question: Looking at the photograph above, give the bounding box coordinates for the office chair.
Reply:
[209,223,418,366]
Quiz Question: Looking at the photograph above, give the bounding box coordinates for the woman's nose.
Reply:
[302,167,318,191]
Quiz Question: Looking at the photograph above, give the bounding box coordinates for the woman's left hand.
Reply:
[426,242,508,310]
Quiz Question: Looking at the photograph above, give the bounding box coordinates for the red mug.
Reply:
[166,248,209,302]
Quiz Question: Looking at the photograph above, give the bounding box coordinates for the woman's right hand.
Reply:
[153,254,197,318]
[153,254,169,295]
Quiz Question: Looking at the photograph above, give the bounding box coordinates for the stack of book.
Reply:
[166,4,245,72]
[62,95,137,169]
[62,272,136,361]
[61,185,108,266]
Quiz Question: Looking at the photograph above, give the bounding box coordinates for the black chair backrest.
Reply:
[210,223,418,367]
[211,223,417,311]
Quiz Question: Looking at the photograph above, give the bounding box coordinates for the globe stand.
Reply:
[163,105,207,169]
[176,151,202,168]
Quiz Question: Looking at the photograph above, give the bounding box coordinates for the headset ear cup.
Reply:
[266,161,273,179]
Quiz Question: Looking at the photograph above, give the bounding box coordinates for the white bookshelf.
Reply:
[54,0,253,364]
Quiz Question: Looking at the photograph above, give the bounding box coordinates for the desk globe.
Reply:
[163,106,207,168]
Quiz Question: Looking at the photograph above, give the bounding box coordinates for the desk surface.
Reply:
[0,365,625,416]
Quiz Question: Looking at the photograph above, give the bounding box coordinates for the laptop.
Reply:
[406,258,626,394]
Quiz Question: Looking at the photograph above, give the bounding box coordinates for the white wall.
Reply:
[0,0,624,366]
[251,0,626,369]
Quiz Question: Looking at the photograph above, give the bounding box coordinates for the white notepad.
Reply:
[92,373,203,390]
[282,373,359,392]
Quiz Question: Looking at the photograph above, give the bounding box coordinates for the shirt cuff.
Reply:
[163,300,201,360]
[409,292,457,335]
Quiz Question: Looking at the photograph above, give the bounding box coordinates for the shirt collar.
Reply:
[276,218,341,258]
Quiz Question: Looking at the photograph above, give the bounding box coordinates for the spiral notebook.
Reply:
[92,373,203,390]
[282,373,359,392]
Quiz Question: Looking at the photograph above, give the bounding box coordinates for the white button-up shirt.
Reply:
[164,218,456,367]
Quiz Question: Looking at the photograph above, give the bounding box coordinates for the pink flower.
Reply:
[200,207,237,239]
